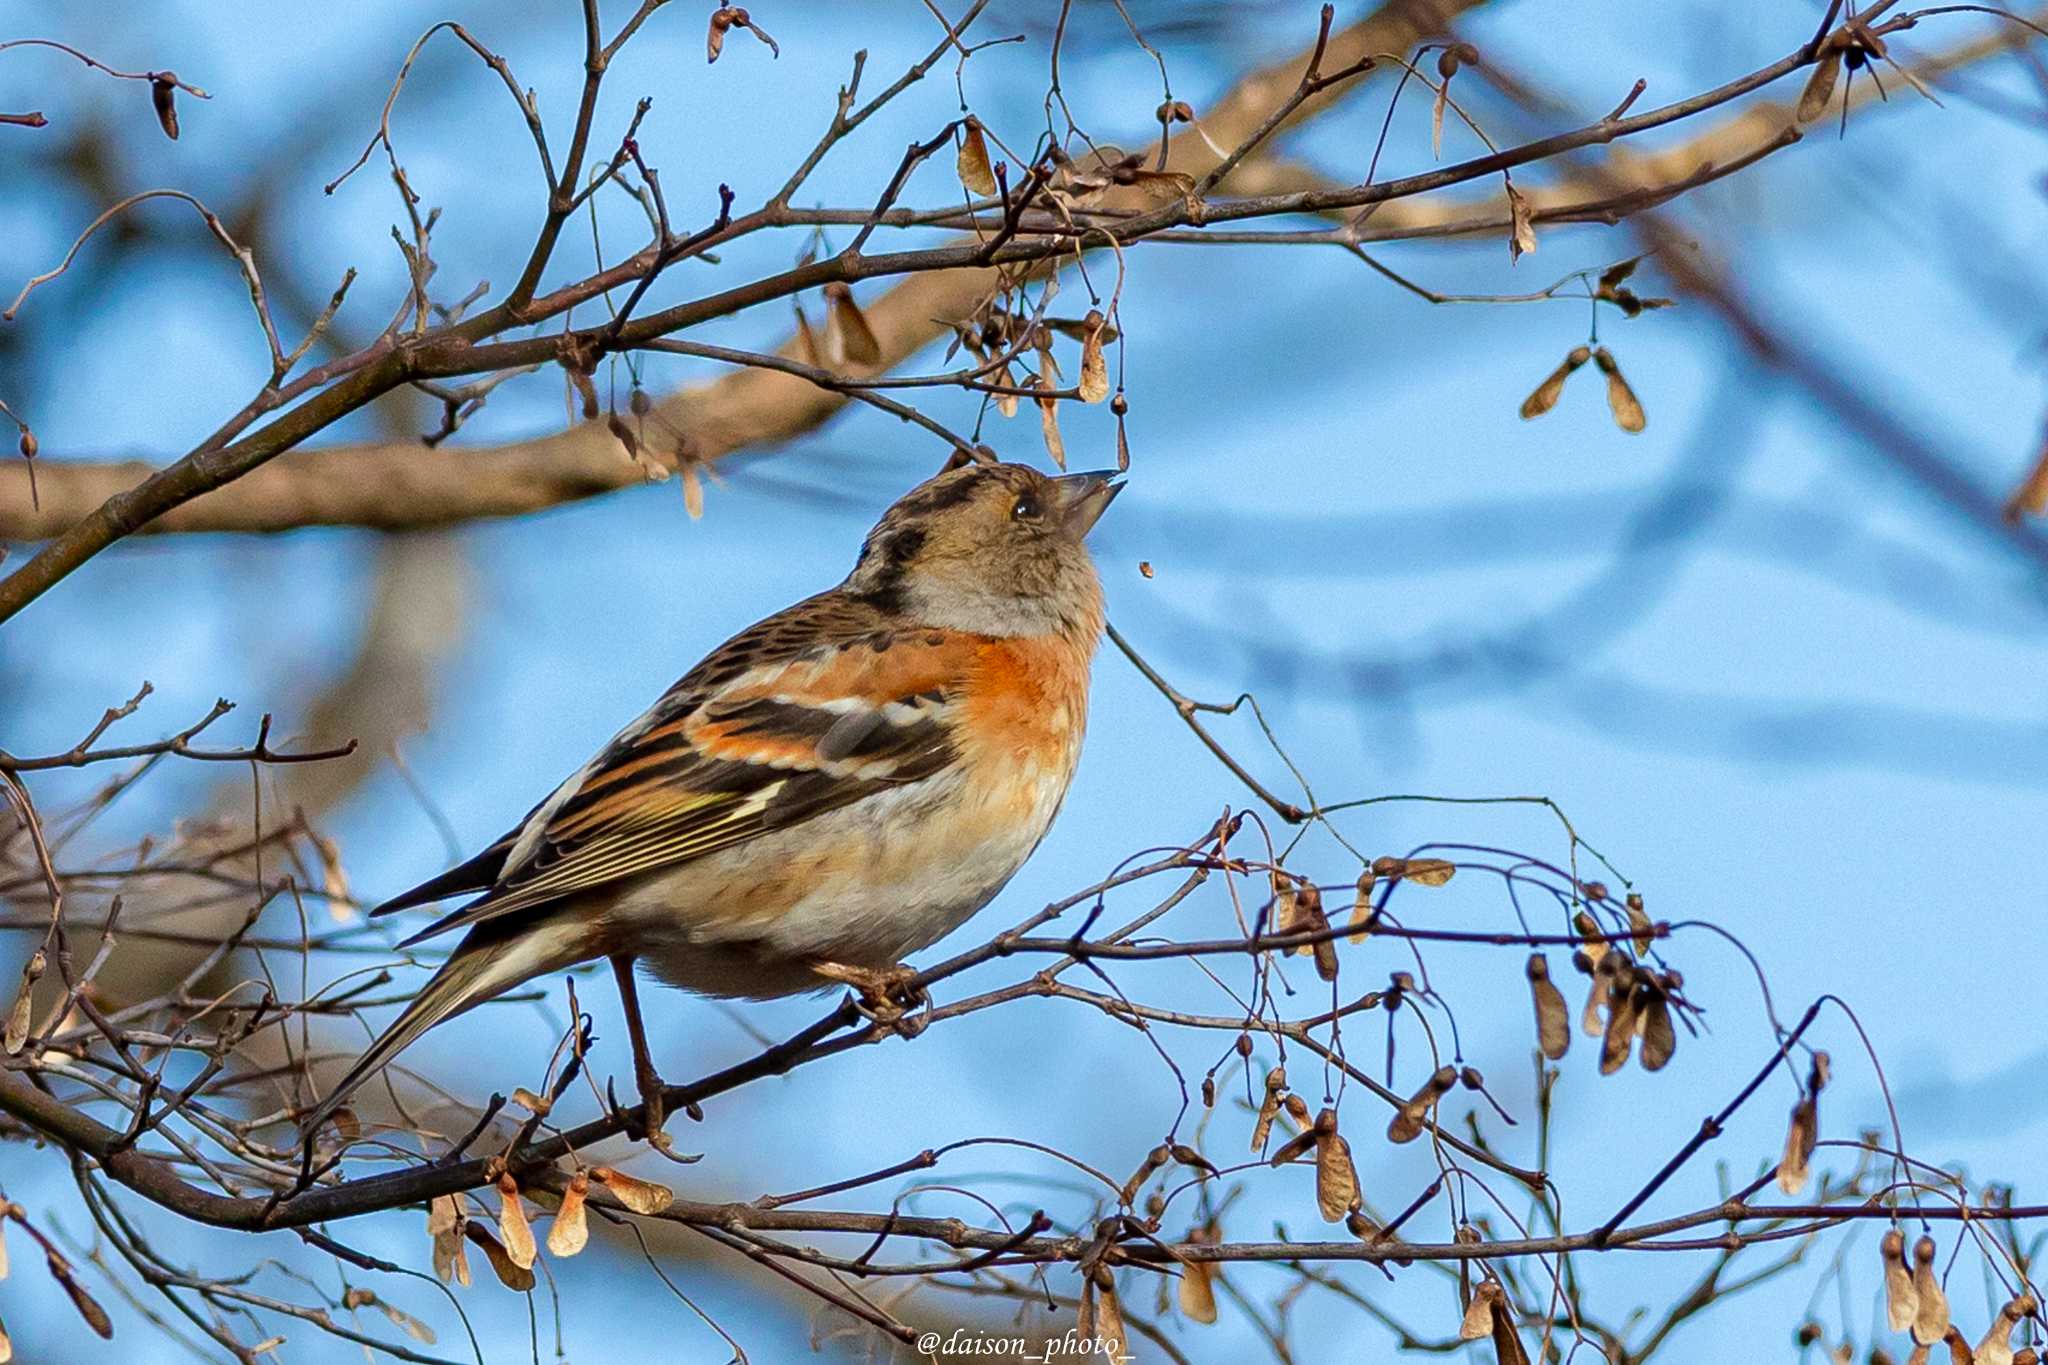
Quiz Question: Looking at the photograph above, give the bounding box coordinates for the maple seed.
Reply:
[1251,1066,1286,1152]
[151,75,180,140]
[1505,182,1537,263]
[1526,954,1571,1060]
[1406,857,1456,887]
[1461,1279,1500,1340]
[1312,1109,1360,1221]
[429,1194,469,1285]
[1349,870,1379,944]
[1078,310,1111,403]
[1797,45,1845,123]
[44,1247,113,1339]
[5,950,43,1055]
[496,1173,538,1268]
[1626,892,1653,954]
[1976,1294,2034,1365]
[1138,561,1154,579]
[592,1165,674,1215]
[16,430,34,460]
[1592,346,1647,433]
[1122,1145,1172,1206]
[1177,1222,1220,1324]
[957,116,997,196]
[1037,374,1067,469]
[1881,1228,1919,1333]
[548,1172,591,1257]
[1519,346,1592,420]
[1388,1065,1458,1143]
[465,1222,535,1292]
[1910,1235,1950,1345]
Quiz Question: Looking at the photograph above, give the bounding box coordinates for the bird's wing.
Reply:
[381,592,979,947]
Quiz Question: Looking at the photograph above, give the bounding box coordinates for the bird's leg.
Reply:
[811,960,930,1025]
[609,955,669,1148]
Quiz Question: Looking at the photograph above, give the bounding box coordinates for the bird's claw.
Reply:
[813,960,930,1031]
[607,1072,669,1148]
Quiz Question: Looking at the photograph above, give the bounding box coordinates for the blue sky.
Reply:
[4,2,2047,1361]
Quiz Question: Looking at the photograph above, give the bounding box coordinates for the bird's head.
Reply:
[846,460,1121,639]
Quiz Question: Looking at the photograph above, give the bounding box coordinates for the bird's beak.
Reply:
[1054,469,1124,537]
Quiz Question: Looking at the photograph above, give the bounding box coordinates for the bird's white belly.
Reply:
[600,760,1070,998]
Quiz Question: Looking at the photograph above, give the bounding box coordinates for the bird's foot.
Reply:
[812,960,930,1031]
[609,1064,670,1152]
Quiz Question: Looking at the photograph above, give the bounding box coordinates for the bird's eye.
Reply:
[1011,493,1041,521]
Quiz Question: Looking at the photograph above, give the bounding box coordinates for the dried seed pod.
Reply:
[1272,874,1316,958]
[1406,857,1456,887]
[1797,45,1845,123]
[1170,1144,1217,1178]
[1348,870,1378,944]
[547,1172,591,1257]
[1942,1325,1974,1365]
[1911,1235,1949,1345]
[1573,910,1610,967]
[1389,1066,1458,1144]
[1078,310,1110,403]
[1461,1278,1501,1340]
[1635,980,1676,1072]
[1177,1222,1220,1323]
[1881,1227,1918,1332]
[1598,960,1640,1074]
[495,1173,537,1268]
[1976,1294,2035,1365]
[1282,1092,1312,1132]
[1492,1313,1533,1365]
[1526,953,1570,1060]
[429,1194,469,1286]
[4,950,43,1055]
[1592,346,1646,433]
[1304,895,1339,982]
[1080,1269,1129,1363]
[1576,973,1606,1043]
[1268,1123,1317,1168]
[1505,181,1537,263]
[1312,1110,1360,1221]
[2015,1348,2040,1365]
[956,115,997,195]
[1036,373,1067,469]
[464,1222,535,1292]
[1122,1145,1171,1206]
[1519,346,1591,420]
[1251,1067,1286,1153]
[17,428,36,459]
[151,74,180,140]
[823,282,882,368]
[44,1247,112,1338]
[1778,1092,1817,1194]
[592,1165,674,1215]
[1625,892,1652,955]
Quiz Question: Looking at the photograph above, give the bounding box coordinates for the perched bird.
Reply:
[307,460,1120,1143]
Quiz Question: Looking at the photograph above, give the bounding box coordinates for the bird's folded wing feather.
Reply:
[385,600,975,947]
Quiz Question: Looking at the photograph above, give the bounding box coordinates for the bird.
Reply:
[305,459,1121,1146]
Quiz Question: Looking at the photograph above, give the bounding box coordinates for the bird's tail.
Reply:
[301,922,582,1142]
